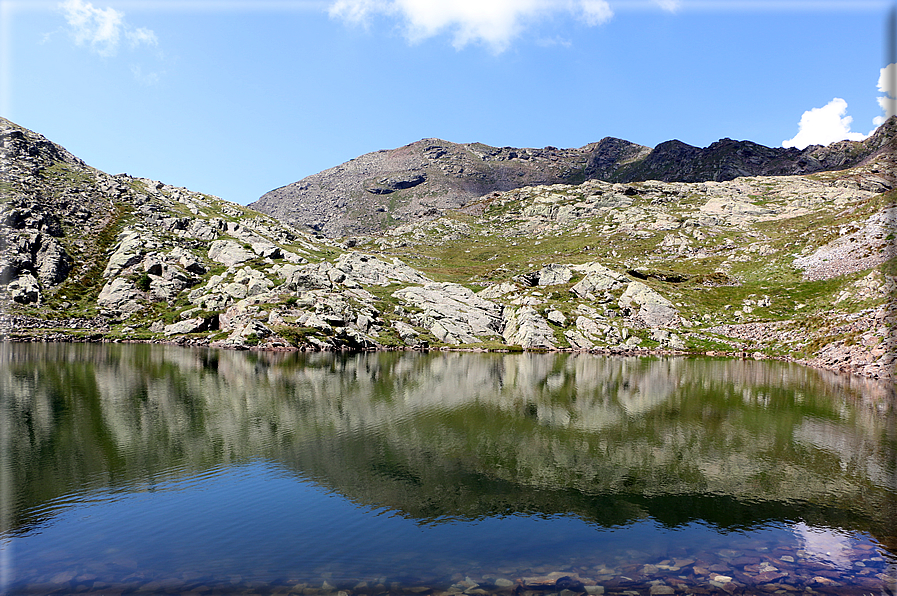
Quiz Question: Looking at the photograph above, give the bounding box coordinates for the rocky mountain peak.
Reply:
[1,117,87,173]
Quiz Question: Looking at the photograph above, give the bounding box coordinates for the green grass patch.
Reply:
[272,325,324,347]
[47,202,132,313]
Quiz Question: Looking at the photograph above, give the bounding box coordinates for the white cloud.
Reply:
[329,0,389,25]
[131,64,161,86]
[59,0,123,57]
[876,63,895,95]
[535,36,573,48]
[59,0,157,57]
[654,0,681,12]
[875,62,896,126]
[128,27,158,48]
[329,0,614,52]
[579,0,614,25]
[782,98,867,149]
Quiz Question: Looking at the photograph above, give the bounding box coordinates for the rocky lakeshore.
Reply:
[4,316,893,384]
[12,543,897,595]
[2,116,896,382]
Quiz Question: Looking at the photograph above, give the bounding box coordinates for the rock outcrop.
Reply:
[394,283,503,345]
[501,306,557,349]
[618,281,681,328]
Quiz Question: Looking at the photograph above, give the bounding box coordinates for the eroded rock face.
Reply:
[34,236,72,286]
[97,278,143,314]
[335,253,431,286]
[104,231,158,278]
[394,283,503,345]
[0,228,72,297]
[478,282,518,300]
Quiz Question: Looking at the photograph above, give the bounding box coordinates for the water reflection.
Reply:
[2,343,896,594]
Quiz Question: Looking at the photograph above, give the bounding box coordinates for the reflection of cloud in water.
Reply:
[794,522,854,568]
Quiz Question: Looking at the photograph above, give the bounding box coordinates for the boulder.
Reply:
[280,262,339,291]
[571,263,627,298]
[478,281,517,299]
[218,319,272,348]
[163,317,210,336]
[502,306,557,349]
[247,276,274,297]
[564,329,594,350]
[392,320,422,345]
[296,311,334,333]
[103,230,148,278]
[178,253,207,275]
[218,301,271,334]
[149,266,196,301]
[619,281,680,328]
[281,250,308,264]
[538,263,573,286]
[546,310,567,326]
[186,219,218,241]
[222,282,248,300]
[234,266,274,297]
[208,240,255,267]
[333,327,379,350]
[251,240,282,259]
[142,256,164,275]
[97,278,143,313]
[575,316,609,340]
[650,328,686,349]
[7,272,40,304]
[193,293,232,311]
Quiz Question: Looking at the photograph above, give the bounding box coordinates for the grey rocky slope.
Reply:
[1,116,895,380]
[251,120,897,237]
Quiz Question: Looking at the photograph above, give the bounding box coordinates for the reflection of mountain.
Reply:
[3,344,896,545]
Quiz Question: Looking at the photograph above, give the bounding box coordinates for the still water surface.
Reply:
[2,343,896,595]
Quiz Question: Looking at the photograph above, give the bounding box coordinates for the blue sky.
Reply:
[2,0,895,206]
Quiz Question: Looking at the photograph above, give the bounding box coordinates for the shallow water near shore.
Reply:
[2,343,896,595]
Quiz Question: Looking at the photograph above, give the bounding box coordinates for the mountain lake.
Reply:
[1,343,895,595]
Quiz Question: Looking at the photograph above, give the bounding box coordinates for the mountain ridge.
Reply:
[251,121,897,238]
